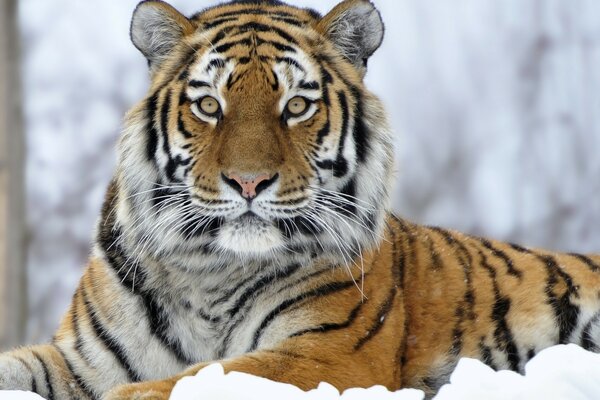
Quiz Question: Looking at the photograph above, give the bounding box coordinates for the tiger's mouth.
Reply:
[216,211,286,256]
[237,211,262,222]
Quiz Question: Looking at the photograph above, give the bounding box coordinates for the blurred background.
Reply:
[0,0,599,350]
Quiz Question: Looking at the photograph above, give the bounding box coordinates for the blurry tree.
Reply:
[0,0,26,351]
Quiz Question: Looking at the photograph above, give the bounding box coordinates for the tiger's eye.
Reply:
[286,96,308,116]
[199,96,220,115]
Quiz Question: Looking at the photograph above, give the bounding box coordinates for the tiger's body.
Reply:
[1,0,599,399]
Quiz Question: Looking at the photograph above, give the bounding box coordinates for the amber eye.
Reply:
[198,96,221,116]
[286,96,309,117]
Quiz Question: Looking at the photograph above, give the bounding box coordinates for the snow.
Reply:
[4,345,600,399]
[436,345,600,399]
[170,364,424,400]
[171,364,423,400]
[0,392,45,400]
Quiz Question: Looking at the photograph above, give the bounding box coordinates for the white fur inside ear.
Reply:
[130,1,187,68]
[326,1,384,65]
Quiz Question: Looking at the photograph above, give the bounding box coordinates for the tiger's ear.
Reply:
[130,0,195,71]
[317,0,384,73]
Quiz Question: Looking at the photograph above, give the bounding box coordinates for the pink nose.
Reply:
[227,173,274,199]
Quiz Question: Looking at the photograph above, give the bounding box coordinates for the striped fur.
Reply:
[1,1,599,400]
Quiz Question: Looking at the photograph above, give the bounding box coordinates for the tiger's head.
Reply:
[111,0,393,269]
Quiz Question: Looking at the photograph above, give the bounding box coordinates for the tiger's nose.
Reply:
[222,172,279,200]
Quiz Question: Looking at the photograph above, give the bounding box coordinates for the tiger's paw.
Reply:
[104,381,174,400]
[0,355,34,391]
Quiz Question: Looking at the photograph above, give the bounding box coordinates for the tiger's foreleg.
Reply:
[105,341,396,400]
[0,343,89,399]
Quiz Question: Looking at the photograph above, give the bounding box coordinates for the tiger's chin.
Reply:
[216,215,286,257]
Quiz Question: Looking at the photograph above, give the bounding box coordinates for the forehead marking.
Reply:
[208,22,300,47]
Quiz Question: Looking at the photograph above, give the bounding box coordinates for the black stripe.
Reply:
[316,91,350,177]
[491,290,519,370]
[569,253,600,273]
[478,338,498,371]
[199,8,299,21]
[71,288,94,369]
[510,243,532,253]
[249,280,356,351]
[264,349,327,363]
[228,263,302,317]
[145,93,159,162]
[354,287,396,350]
[274,266,333,295]
[425,233,444,271]
[214,38,253,53]
[478,249,520,371]
[351,88,370,163]
[228,21,299,45]
[205,58,227,72]
[217,263,304,357]
[14,356,36,393]
[275,57,304,72]
[315,120,330,146]
[388,220,405,287]
[178,92,189,106]
[177,111,193,139]
[298,80,319,90]
[390,219,409,385]
[255,37,296,53]
[97,194,194,365]
[196,308,221,324]
[209,274,260,305]
[478,238,523,279]
[581,312,600,351]
[33,351,55,400]
[314,183,356,219]
[391,216,414,292]
[178,69,189,81]
[56,347,98,400]
[290,215,323,235]
[289,300,363,338]
[158,89,180,182]
[318,53,360,95]
[203,16,239,29]
[141,287,194,365]
[429,227,476,356]
[81,288,142,383]
[539,254,580,343]
[315,68,333,145]
[334,90,350,178]
[189,80,211,88]
[226,70,247,91]
[271,16,303,26]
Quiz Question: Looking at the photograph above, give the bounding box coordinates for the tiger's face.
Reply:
[115,0,393,268]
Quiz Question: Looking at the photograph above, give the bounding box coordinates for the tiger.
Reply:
[1,0,599,399]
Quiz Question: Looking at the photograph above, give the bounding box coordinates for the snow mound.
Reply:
[3,345,600,399]
[0,392,45,400]
[435,344,600,399]
[170,364,424,400]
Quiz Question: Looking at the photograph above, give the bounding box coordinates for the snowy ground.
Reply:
[2,344,599,399]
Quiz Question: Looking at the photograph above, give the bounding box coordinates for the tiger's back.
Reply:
[0,1,598,399]
[389,218,600,391]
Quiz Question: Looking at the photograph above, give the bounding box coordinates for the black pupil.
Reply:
[291,100,304,113]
